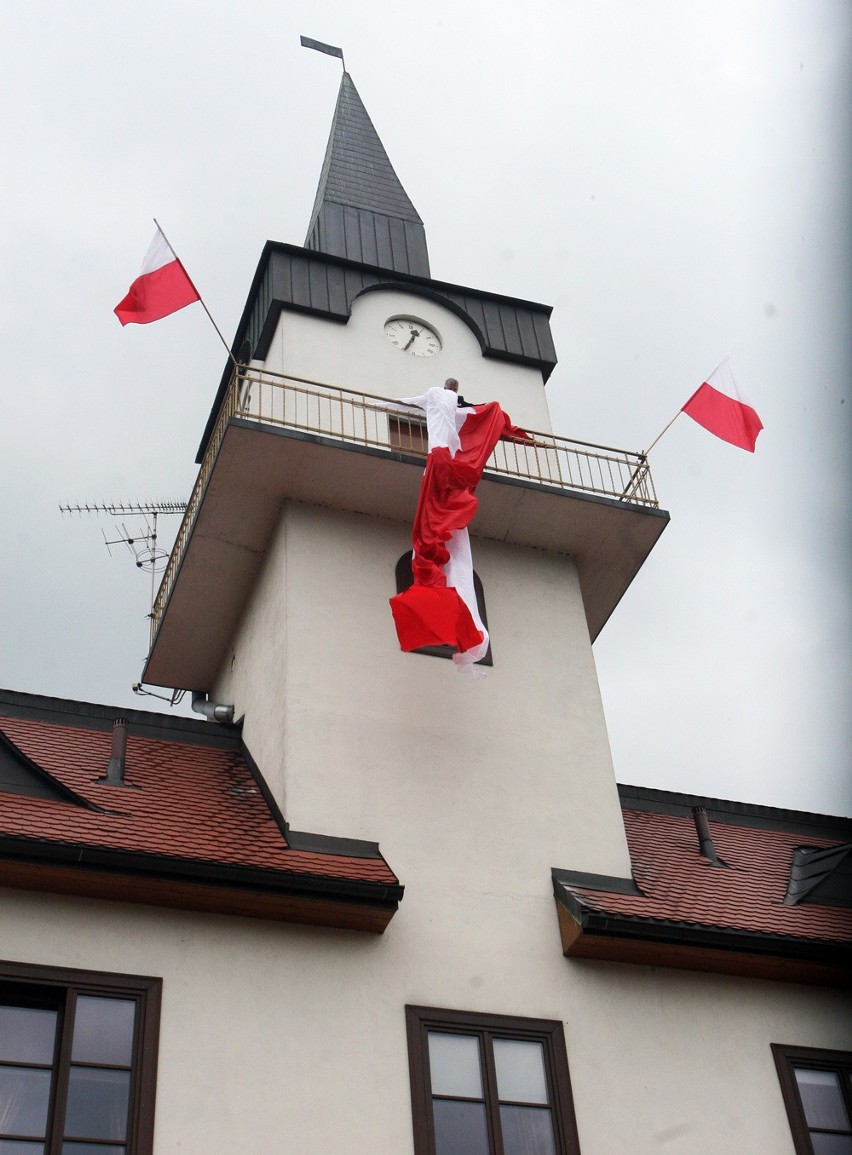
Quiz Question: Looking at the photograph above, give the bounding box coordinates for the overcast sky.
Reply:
[1,1,849,815]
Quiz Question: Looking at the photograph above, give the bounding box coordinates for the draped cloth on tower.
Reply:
[389,387,529,670]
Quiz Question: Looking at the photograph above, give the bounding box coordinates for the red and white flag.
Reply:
[682,360,763,452]
[114,228,199,326]
[389,388,528,671]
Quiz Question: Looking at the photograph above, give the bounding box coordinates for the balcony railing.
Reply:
[149,366,657,646]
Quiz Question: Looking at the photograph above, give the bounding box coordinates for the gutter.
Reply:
[552,871,851,981]
[0,835,404,906]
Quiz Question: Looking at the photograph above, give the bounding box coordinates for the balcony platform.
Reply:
[143,410,669,691]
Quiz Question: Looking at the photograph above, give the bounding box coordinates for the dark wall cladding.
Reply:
[306,204,430,279]
[247,263,274,355]
[247,246,556,375]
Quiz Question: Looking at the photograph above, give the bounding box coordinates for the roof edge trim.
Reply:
[0,836,403,901]
[553,880,851,987]
[0,688,241,748]
[617,783,852,832]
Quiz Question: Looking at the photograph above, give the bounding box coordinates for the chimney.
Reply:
[97,718,128,786]
[691,806,725,868]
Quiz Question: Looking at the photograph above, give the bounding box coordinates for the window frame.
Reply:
[0,958,162,1155]
[389,414,429,455]
[406,1005,581,1155]
[772,1043,852,1155]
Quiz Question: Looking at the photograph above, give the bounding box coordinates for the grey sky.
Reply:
[1,1,849,814]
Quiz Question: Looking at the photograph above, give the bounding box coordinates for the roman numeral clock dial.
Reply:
[384,316,442,357]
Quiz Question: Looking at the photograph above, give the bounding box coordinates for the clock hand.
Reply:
[403,329,420,351]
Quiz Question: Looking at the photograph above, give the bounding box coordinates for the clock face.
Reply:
[384,316,442,357]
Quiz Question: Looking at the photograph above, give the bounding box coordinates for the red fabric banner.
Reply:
[390,400,528,655]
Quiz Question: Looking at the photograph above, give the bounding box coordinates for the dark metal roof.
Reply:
[784,843,852,907]
[305,72,430,277]
[0,726,93,807]
[197,243,557,461]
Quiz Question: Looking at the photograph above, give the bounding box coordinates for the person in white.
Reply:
[398,377,466,455]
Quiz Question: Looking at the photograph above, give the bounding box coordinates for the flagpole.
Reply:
[153,219,238,367]
[643,409,683,457]
[617,407,684,499]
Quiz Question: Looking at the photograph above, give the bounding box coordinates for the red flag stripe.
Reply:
[114,259,199,326]
[682,381,763,452]
[114,228,200,326]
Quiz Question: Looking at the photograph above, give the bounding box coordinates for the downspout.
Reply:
[191,692,235,724]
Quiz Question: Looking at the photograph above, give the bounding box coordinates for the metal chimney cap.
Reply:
[691,806,726,868]
[96,717,139,788]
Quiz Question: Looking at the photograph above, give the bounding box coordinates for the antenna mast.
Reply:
[59,500,187,640]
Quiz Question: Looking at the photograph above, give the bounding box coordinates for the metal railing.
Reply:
[149,366,657,646]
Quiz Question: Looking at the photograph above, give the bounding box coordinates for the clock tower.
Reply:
[143,67,667,889]
[2,52,848,1155]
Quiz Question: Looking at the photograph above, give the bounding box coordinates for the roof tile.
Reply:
[567,809,852,944]
[0,714,397,887]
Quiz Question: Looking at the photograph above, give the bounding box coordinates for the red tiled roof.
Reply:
[0,712,397,888]
[564,808,852,945]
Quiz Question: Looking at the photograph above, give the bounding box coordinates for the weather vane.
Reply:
[300,35,345,70]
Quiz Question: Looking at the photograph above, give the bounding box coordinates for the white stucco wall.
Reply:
[4,887,849,1155]
[213,500,631,883]
[259,287,553,434]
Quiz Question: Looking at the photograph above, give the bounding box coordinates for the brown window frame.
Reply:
[395,553,493,666]
[0,958,162,1155]
[772,1043,852,1155]
[406,1005,581,1155]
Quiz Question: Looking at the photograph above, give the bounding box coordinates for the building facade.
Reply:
[2,67,850,1155]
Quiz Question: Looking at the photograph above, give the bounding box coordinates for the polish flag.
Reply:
[682,360,763,452]
[389,388,529,670]
[114,228,199,326]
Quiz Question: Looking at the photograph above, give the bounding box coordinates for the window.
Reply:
[389,415,429,455]
[395,554,492,666]
[772,1044,852,1155]
[0,961,161,1155]
[406,1006,581,1155]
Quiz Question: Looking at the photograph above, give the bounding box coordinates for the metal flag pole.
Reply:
[152,218,237,367]
[643,409,684,458]
[617,407,684,501]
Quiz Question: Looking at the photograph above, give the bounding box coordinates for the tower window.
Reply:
[406,1006,581,1155]
[395,553,492,665]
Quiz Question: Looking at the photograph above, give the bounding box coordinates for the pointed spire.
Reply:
[305,73,430,278]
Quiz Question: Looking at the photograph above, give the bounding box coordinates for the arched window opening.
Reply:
[395,553,492,666]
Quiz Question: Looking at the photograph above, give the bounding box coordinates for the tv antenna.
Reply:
[59,500,187,629]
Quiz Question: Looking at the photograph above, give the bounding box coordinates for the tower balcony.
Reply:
[143,367,668,690]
